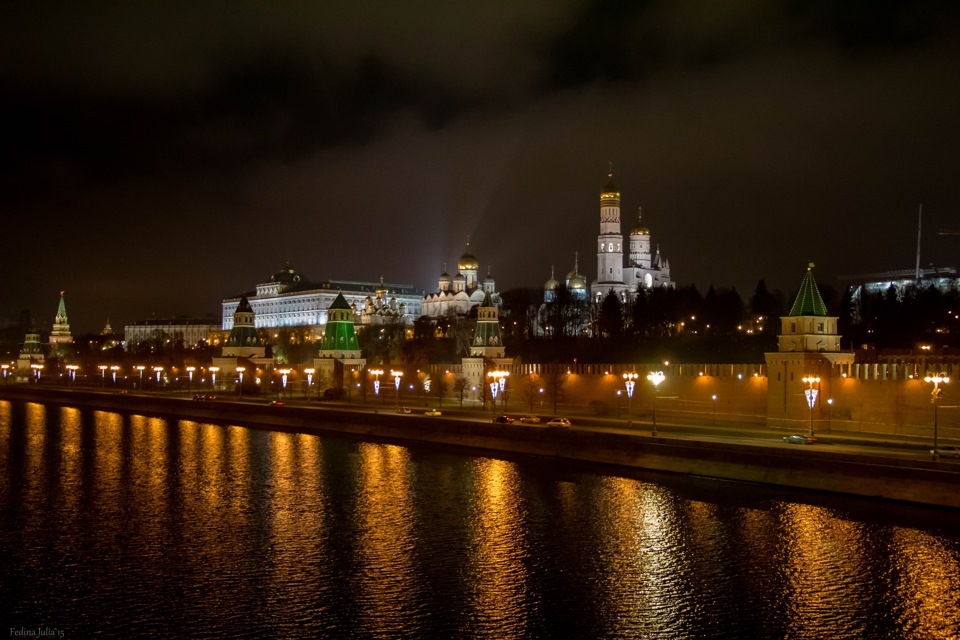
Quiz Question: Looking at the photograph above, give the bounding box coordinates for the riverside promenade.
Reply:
[2,385,958,509]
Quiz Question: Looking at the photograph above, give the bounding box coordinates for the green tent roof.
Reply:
[789,264,829,317]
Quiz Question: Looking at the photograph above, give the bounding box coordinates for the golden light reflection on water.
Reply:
[23,403,47,511]
[265,432,328,608]
[890,527,960,639]
[469,457,530,637]
[57,407,82,524]
[355,442,417,638]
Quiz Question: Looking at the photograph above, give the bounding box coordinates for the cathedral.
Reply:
[421,243,500,317]
[591,168,672,302]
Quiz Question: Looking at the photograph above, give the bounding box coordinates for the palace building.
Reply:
[221,263,423,337]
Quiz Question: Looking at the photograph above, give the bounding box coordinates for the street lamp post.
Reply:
[712,394,717,426]
[110,365,119,385]
[647,370,665,435]
[236,366,246,399]
[209,366,219,391]
[924,372,951,461]
[99,364,107,385]
[66,364,78,384]
[304,368,315,399]
[623,372,638,426]
[802,375,821,438]
[369,369,383,411]
[135,365,145,388]
[31,363,44,383]
[487,370,509,412]
[391,370,403,410]
[278,368,291,398]
[186,366,195,393]
[153,366,164,389]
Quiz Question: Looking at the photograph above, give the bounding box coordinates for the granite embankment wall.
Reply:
[2,387,958,509]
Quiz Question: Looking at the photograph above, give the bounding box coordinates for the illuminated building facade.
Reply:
[222,264,423,336]
[124,318,221,351]
[421,243,500,317]
[592,169,672,302]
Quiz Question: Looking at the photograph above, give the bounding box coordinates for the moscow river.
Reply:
[1,400,959,639]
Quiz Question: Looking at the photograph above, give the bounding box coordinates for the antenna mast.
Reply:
[915,203,922,281]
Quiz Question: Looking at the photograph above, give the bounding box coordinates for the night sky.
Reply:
[3,1,960,334]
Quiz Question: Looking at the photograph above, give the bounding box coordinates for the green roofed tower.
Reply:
[222,296,265,358]
[789,263,829,317]
[319,293,361,358]
[470,290,505,358]
[776,263,842,353]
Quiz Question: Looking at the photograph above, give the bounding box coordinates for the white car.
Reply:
[546,417,571,428]
[933,445,960,458]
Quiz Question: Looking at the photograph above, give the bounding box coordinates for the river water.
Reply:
[1,400,959,639]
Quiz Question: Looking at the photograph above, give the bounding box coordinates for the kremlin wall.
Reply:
[9,172,959,447]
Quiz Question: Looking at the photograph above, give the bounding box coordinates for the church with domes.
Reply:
[591,168,672,302]
[421,242,500,317]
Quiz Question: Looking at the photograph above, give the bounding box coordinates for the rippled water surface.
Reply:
[2,400,959,639]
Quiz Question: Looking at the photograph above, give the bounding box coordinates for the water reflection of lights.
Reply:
[889,528,960,638]
[356,443,416,637]
[470,458,530,637]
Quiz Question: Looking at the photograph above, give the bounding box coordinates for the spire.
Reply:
[56,291,68,323]
[788,263,829,317]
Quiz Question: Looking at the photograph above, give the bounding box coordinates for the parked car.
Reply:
[546,417,572,428]
[193,394,216,401]
[519,415,541,424]
[269,400,285,406]
[783,434,816,445]
[493,415,515,423]
[396,407,413,414]
[933,445,960,458]
[424,409,442,416]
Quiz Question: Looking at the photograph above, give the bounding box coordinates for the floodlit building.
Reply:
[124,318,221,351]
[221,263,423,336]
[591,168,672,302]
[421,243,500,317]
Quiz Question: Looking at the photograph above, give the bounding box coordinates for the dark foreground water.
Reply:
[1,401,959,639]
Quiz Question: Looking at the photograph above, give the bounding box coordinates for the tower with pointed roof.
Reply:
[48,291,74,360]
[470,291,505,358]
[221,296,265,358]
[765,263,854,429]
[319,293,361,359]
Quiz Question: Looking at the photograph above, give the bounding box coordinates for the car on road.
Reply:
[193,394,216,400]
[933,445,960,458]
[546,417,572,428]
[783,434,816,445]
[519,415,541,424]
[396,407,413,414]
[424,408,442,416]
[493,415,515,423]
[269,400,285,406]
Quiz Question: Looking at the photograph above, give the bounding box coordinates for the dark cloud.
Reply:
[2,1,960,332]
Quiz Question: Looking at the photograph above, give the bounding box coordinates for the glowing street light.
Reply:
[391,370,403,409]
[712,394,718,426]
[109,365,119,384]
[647,370,665,435]
[279,368,291,394]
[487,370,509,411]
[153,366,164,385]
[31,363,44,382]
[802,375,821,438]
[209,366,219,390]
[369,368,384,396]
[924,372,951,461]
[623,372,638,426]
[186,366,195,392]
[1,364,9,382]
[304,368,315,398]
[135,365,145,385]
[99,364,108,381]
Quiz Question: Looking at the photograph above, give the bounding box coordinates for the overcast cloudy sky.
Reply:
[3,0,960,333]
